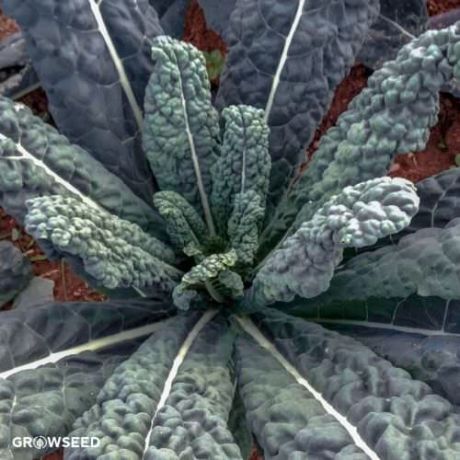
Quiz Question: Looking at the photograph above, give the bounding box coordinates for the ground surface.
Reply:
[0,1,459,459]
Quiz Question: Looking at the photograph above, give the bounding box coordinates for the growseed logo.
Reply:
[12,436,101,449]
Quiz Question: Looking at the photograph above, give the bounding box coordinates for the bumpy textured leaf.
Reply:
[143,37,219,233]
[154,191,207,253]
[352,167,460,257]
[218,270,245,300]
[235,321,370,459]
[406,167,460,232]
[67,311,241,459]
[0,299,175,459]
[3,0,163,202]
[263,23,460,251]
[364,332,460,410]
[0,241,32,307]
[12,276,54,310]
[238,310,460,459]
[156,0,189,38]
[311,218,460,302]
[180,251,238,287]
[67,313,200,459]
[0,32,28,69]
[0,97,165,238]
[283,292,460,407]
[322,313,460,408]
[173,251,238,310]
[25,195,180,291]
[358,0,428,69]
[197,0,236,37]
[217,0,380,203]
[211,105,270,233]
[143,315,242,459]
[429,11,460,97]
[251,178,419,307]
[228,191,265,268]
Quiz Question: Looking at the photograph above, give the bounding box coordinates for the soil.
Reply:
[0,207,105,305]
[306,67,460,184]
[183,0,227,56]
[427,0,460,16]
[0,8,18,40]
[0,1,459,459]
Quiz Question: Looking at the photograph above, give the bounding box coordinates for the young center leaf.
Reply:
[143,37,220,234]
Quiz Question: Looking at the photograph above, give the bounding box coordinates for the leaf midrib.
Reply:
[235,315,381,460]
[264,0,306,122]
[87,0,143,131]
[176,65,216,236]
[141,309,218,458]
[0,321,167,379]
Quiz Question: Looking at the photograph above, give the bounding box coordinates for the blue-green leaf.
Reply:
[358,0,428,69]
[0,299,175,459]
[211,105,270,232]
[173,251,238,309]
[153,191,207,253]
[307,218,460,302]
[143,315,242,459]
[143,37,219,235]
[217,0,380,204]
[236,310,460,460]
[25,195,180,292]
[234,314,374,459]
[3,0,163,202]
[251,178,419,307]
[282,292,460,409]
[402,167,460,233]
[67,311,244,459]
[0,97,165,239]
[262,24,460,252]
[228,191,265,268]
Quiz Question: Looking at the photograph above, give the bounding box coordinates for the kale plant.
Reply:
[0,1,459,459]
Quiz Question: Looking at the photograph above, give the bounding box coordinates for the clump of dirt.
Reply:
[389,93,460,182]
[183,0,227,55]
[0,8,18,40]
[427,0,460,16]
[19,87,50,121]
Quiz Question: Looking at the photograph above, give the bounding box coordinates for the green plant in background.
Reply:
[203,49,226,81]
[0,0,460,459]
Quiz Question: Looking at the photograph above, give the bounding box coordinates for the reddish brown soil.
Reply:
[0,8,18,40]
[0,207,105,304]
[19,88,50,121]
[389,94,460,182]
[183,0,228,86]
[42,449,63,460]
[306,65,460,184]
[183,0,227,55]
[427,0,460,16]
